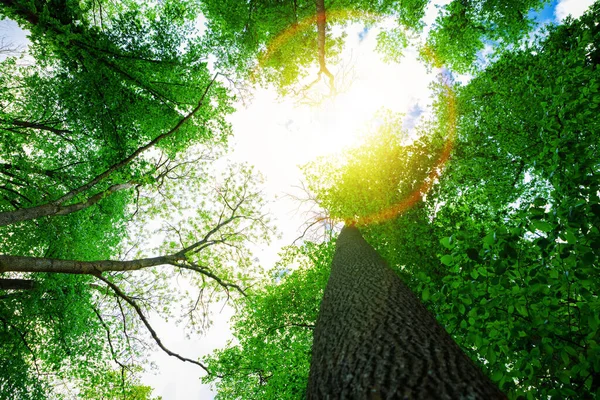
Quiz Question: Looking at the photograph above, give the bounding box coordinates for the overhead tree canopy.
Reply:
[0,0,272,397]
[204,3,600,399]
[2,0,599,398]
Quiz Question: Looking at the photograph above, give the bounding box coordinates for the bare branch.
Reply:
[175,261,247,297]
[0,37,23,56]
[91,307,130,372]
[292,216,330,246]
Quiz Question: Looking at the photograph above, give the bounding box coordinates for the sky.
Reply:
[0,0,596,398]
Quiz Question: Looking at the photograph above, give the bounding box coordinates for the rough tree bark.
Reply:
[307,225,506,399]
[0,255,177,274]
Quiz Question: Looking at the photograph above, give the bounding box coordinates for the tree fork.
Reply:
[314,0,334,87]
[307,226,505,399]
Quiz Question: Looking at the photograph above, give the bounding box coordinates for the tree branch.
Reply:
[0,315,42,375]
[0,254,179,274]
[91,306,130,373]
[0,278,36,290]
[95,274,218,376]
[0,74,219,227]
[175,261,247,297]
[315,0,334,90]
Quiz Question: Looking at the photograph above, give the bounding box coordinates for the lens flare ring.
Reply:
[254,10,456,227]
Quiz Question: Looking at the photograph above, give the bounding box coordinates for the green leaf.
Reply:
[440,255,454,266]
[487,347,497,365]
[564,230,577,244]
[422,287,430,301]
[532,220,553,232]
[561,350,570,366]
[483,232,496,246]
[491,370,503,382]
[440,236,454,249]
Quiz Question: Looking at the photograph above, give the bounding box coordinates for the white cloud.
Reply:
[555,0,595,22]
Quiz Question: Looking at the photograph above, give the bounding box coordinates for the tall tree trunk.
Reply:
[307,226,505,399]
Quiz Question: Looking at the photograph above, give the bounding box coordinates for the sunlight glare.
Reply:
[227,22,440,232]
[295,25,435,162]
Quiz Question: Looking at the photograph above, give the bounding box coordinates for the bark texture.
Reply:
[0,255,176,274]
[0,278,36,290]
[307,226,506,399]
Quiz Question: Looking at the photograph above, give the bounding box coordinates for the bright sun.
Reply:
[228,24,436,198]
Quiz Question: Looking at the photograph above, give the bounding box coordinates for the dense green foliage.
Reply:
[200,0,552,93]
[202,241,335,399]
[204,4,600,399]
[302,108,448,225]
[0,0,262,398]
[419,7,600,397]
[2,0,598,398]
[421,0,551,72]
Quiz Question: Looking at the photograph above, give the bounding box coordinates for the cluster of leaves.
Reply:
[202,241,335,399]
[413,5,600,398]
[1,274,100,398]
[302,110,446,224]
[200,0,555,96]
[0,0,232,212]
[420,0,551,73]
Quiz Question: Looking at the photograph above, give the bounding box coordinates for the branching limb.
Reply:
[95,274,218,376]
[0,315,42,375]
[0,74,219,227]
[175,261,247,297]
[91,306,130,374]
[292,216,330,246]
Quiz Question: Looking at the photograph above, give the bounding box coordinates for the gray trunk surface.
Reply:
[307,226,505,399]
